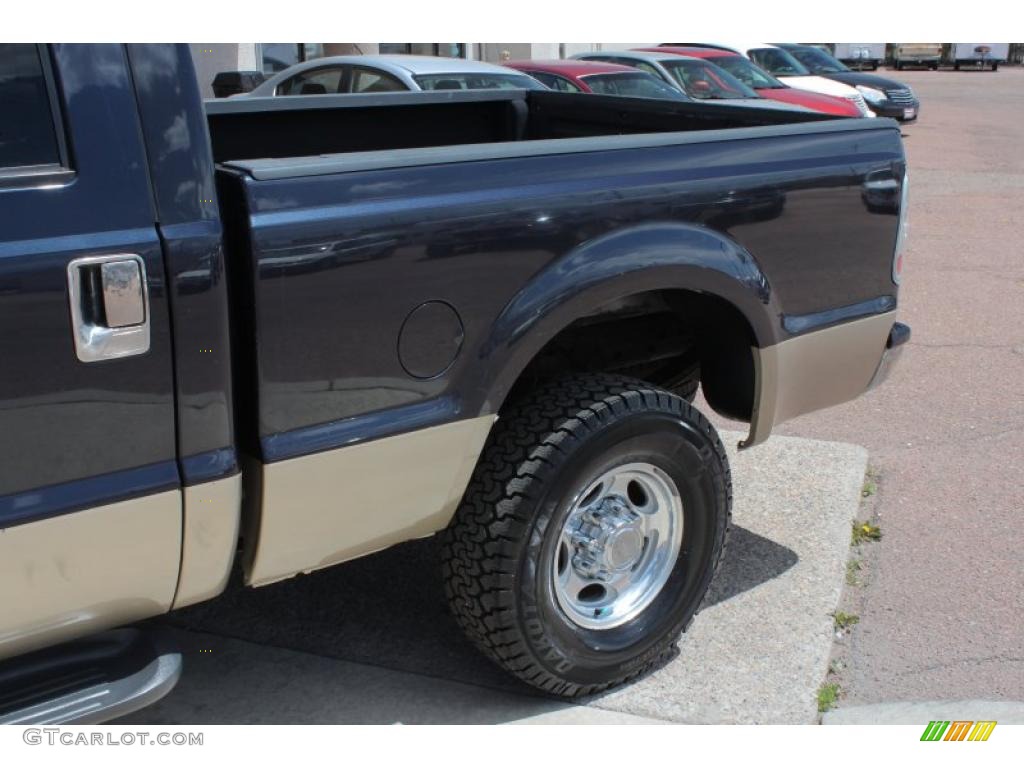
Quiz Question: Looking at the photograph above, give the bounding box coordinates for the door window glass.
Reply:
[278,66,345,95]
[351,67,406,93]
[527,72,581,92]
[0,44,61,170]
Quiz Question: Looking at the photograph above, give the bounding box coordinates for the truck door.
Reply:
[0,44,181,659]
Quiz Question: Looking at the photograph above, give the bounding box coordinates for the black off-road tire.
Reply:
[439,374,731,698]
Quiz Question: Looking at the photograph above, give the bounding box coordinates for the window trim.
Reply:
[0,44,75,189]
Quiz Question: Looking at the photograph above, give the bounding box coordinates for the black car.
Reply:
[777,44,919,123]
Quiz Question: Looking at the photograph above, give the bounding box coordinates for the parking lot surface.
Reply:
[125,432,867,724]
[759,67,1024,705]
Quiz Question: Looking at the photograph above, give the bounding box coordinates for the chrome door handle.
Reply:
[67,254,150,362]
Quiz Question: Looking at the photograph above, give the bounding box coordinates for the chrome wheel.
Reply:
[552,462,684,630]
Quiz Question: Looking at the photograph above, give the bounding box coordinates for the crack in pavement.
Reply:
[907,341,1024,351]
[882,656,1024,680]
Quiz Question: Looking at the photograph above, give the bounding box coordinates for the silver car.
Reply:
[245,55,546,96]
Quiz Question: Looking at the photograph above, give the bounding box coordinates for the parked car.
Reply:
[640,47,863,117]
[703,43,876,116]
[776,44,919,122]
[831,43,886,71]
[0,43,909,722]
[570,50,816,111]
[893,43,943,71]
[244,54,546,96]
[504,59,687,100]
[945,43,1008,71]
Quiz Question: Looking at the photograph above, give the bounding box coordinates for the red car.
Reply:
[635,47,861,117]
[505,59,686,100]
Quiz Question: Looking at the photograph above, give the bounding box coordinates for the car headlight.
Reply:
[856,85,886,104]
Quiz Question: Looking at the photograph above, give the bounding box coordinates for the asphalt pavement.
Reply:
[750,67,1024,708]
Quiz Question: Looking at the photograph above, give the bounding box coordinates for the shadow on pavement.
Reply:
[167,524,797,694]
[703,526,799,609]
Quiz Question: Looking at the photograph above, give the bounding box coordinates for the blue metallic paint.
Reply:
[0,45,179,519]
[782,295,898,335]
[261,395,462,463]
[0,44,905,530]
[125,44,238,486]
[229,126,904,461]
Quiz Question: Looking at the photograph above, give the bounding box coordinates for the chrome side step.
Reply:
[0,628,181,724]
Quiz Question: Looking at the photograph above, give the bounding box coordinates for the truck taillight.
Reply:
[893,172,909,284]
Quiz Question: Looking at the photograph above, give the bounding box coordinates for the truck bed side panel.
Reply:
[220,121,904,583]
[235,126,902,446]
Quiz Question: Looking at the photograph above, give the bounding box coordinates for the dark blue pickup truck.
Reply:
[0,44,909,721]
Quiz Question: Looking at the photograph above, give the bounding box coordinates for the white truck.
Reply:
[946,43,1009,71]
[832,43,886,71]
[893,43,943,70]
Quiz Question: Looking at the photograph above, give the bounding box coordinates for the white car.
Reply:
[244,55,545,97]
[678,43,875,117]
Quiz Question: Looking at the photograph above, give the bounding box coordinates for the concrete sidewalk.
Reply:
[123,431,867,724]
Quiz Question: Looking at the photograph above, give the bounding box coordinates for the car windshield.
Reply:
[658,58,759,99]
[414,73,545,91]
[788,47,849,74]
[748,47,811,77]
[579,72,687,100]
[705,55,785,90]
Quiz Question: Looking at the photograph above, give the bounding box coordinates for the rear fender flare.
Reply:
[470,223,779,414]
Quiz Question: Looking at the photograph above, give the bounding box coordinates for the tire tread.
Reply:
[440,374,732,698]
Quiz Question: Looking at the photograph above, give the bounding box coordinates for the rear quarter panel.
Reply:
[220,120,905,583]
[227,122,905,456]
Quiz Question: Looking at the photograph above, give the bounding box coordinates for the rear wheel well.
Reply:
[507,289,757,422]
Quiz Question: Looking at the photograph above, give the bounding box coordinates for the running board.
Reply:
[0,628,181,724]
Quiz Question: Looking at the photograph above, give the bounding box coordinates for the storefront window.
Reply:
[260,44,300,74]
[379,43,465,58]
[260,44,325,74]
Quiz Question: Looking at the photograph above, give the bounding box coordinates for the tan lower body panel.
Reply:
[246,414,496,587]
[172,473,242,610]
[0,490,181,661]
[743,311,896,448]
